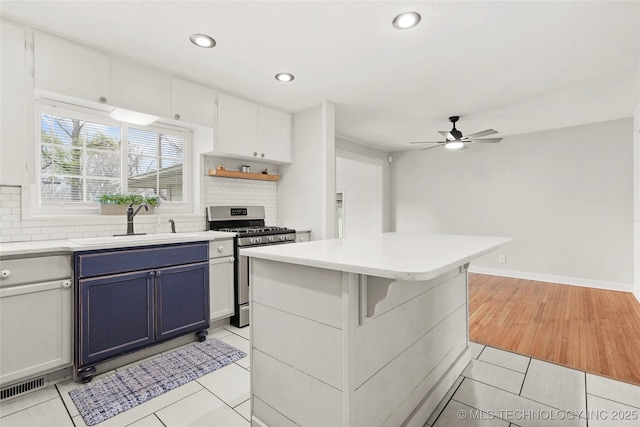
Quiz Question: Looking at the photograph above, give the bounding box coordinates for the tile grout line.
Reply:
[54,383,76,424]
[585,392,640,411]
[430,377,466,427]
[518,357,532,396]
[585,373,589,427]
[474,357,530,375]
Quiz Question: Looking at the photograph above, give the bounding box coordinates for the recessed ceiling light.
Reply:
[275,73,294,82]
[190,34,216,48]
[392,11,421,29]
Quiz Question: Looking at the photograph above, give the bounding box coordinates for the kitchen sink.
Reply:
[68,233,199,245]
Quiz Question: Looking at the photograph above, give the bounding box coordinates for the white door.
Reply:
[336,153,383,238]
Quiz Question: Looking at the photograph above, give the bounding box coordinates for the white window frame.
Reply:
[31,100,192,217]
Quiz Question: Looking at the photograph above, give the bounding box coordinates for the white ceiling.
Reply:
[2,1,638,151]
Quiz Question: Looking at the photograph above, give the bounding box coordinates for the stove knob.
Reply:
[268,236,274,242]
[279,235,286,241]
[257,237,263,243]
[250,238,256,244]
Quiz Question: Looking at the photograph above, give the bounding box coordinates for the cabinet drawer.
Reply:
[209,239,234,259]
[0,255,71,287]
[76,242,208,278]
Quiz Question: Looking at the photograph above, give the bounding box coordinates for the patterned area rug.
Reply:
[69,338,246,426]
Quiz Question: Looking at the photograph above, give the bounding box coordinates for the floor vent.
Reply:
[1,377,46,401]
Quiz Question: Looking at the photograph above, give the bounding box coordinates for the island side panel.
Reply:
[350,268,471,427]
[250,258,344,427]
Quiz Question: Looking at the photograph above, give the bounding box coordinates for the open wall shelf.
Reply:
[208,169,280,181]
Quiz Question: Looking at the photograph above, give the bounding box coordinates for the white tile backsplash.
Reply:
[204,176,278,225]
[0,185,208,243]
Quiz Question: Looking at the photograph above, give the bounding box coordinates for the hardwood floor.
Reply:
[468,273,640,385]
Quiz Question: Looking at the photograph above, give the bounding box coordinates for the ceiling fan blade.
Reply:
[437,131,453,139]
[465,129,498,138]
[409,141,444,144]
[419,145,443,151]
[467,137,503,144]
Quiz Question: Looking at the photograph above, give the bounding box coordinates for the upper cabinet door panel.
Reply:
[259,106,292,163]
[34,32,109,103]
[171,77,216,128]
[1,21,27,185]
[110,57,171,119]
[216,92,259,157]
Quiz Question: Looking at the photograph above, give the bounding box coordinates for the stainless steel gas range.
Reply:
[206,206,296,327]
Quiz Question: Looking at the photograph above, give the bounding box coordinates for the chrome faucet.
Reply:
[169,219,176,233]
[126,203,148,235]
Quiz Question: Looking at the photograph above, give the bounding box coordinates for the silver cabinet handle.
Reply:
[0,269,11,279]
[99,97,107,103]
[253,152,258,157]
[218,246,224,253]
[229,257,235,263]
[62,280,71,288]
[261,153,265,158]
[174,114,181,120]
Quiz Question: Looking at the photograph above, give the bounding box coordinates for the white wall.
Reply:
[634,100,640,301]
[336,155,383,238]
[278,102,336,240]
[391,118,635,290]
[336,137,391,232]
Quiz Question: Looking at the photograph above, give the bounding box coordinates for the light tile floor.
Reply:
[1,332,639,427]
[427,342,640,427]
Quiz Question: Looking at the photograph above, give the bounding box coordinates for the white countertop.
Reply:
[240,233,511,281]
[0,231,236,257]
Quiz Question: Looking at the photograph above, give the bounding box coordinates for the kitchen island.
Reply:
[240,233,511,427]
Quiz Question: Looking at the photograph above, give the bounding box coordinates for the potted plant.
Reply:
[97,193,159,215]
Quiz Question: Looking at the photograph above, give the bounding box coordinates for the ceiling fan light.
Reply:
[392,12,421,29]
[445,141,464,150]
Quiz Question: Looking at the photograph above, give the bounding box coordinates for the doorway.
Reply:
[336,152,383,239]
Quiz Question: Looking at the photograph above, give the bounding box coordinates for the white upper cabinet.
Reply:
[216,92,259,157]
[259,105,292,163]
[1,21,27,185]
[110,57,171,119]
[33,32,110,104]
[171,77,217,128]
[216,92,292,163]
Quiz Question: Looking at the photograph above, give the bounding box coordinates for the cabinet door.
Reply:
[171,77,216,127]
[0,280,71,385]
[259,106,292,163]
[209,257,235,321]
[33,32,109,103]
[1,21,27,185]
[110,57,171,119]
[78,271,154,367]
[155,262,209,341]
[216,92,259,158]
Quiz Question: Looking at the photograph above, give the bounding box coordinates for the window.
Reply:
[37,103,189,214]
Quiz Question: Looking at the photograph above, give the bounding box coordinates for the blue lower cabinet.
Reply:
[75,242,210,382]
[155,262,209,341]
[79,271,155,366]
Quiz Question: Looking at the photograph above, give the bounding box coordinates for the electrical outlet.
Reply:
[498,255,506,264]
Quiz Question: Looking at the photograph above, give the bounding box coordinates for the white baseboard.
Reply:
[468,266,634,293]
[634,288,640,304]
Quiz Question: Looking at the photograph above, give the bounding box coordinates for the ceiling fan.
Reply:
[410,116,502,151]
